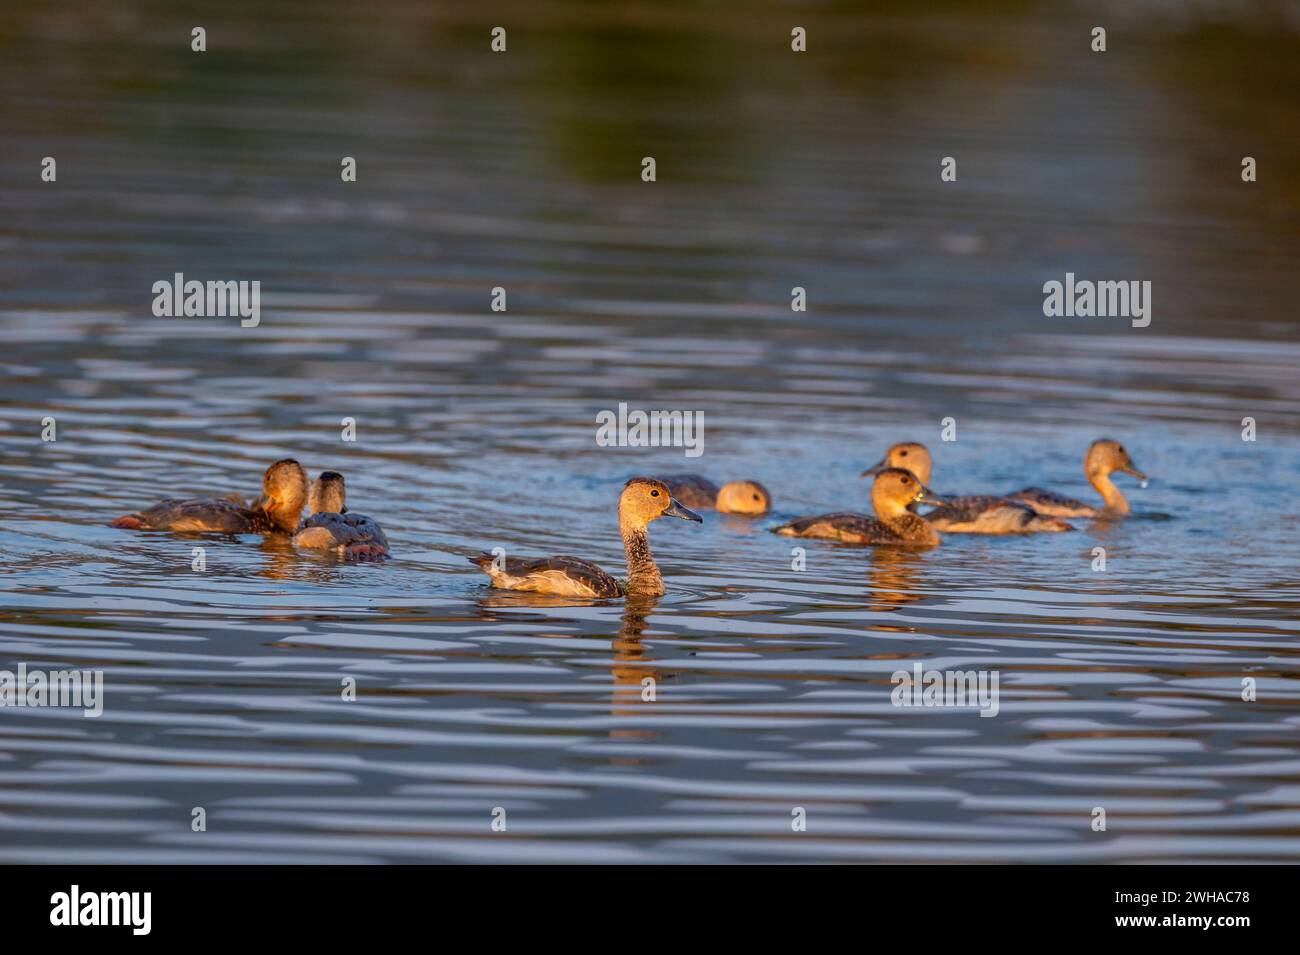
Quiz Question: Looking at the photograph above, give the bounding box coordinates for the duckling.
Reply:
[292,471,390,560]
[661,475,771,515]
[862,442,1074,534]
[469,477,702,598]
[772,468,945,546]
[110,459,308,534]
[1007,439,1147,517]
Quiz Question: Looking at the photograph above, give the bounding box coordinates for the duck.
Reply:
[661,474,771,515]
[469,477,702,597]
[110,459,308,534]
[862,442,1074,533]
[1006,439,1147,517]
[291,471,390,559]
[772,468,946,546]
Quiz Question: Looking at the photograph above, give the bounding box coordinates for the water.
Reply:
[1,0,1298,863]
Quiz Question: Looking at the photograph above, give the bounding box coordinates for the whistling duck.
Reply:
[110,459,308,534]
[469,477,702,597]
[863,442,1073,533]
[1006,439,1147,517]
[661,474,771,515]
[292,471,390,560]
[772,468,945,546]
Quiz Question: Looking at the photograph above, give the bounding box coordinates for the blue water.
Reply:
[1,0,1298,863]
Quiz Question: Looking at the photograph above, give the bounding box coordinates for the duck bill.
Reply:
[664,498,703,523]
[915,489,946,507]
[860,457,888,478]
[258,492,292,514]
[1120,465,1148,482]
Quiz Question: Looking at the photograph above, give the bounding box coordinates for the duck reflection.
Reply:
[864,547,927,612]
[606,596,662,758]
[254,534,348,584]
[612,597,656,700]
[474,592,602,611]
[471,591,665,757]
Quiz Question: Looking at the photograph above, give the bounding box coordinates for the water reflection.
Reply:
[863,548,927,613]
[609,597,659,749]
[0,0,1297,863]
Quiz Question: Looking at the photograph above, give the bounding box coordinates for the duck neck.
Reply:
[309,487,345,516]
[264,498,303,533]
[620,520,664,597]
[1089,470,1129,514]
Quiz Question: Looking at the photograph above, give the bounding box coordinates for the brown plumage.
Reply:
[772,468,945,546]
[923,495,1073,533]
[469,477,702,598]
[110,459,308,534]
[863,442,1074,533]
[661,475,771,515]
[1007,439,1147,517]
[468,553,623,598]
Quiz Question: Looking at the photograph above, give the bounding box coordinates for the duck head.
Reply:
[870,467,945,520]
[258,459,309,530]
[716,480,771,515]
[1086,439,1147,484]
[862,442,933,486]
[620,477,703,530]
[308,471,348,515]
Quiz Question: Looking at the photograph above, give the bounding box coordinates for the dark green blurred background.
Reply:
[2,0,1297,342]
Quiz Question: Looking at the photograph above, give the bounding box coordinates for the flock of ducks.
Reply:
[110,461,390,559]
[109,438,1147,599]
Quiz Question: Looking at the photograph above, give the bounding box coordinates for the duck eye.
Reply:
[900,450,908,456]
[650,489,660,497]
[902,476,911,485]
[753,494,760,501]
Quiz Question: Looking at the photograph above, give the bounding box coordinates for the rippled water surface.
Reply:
[2,0,1299,863]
